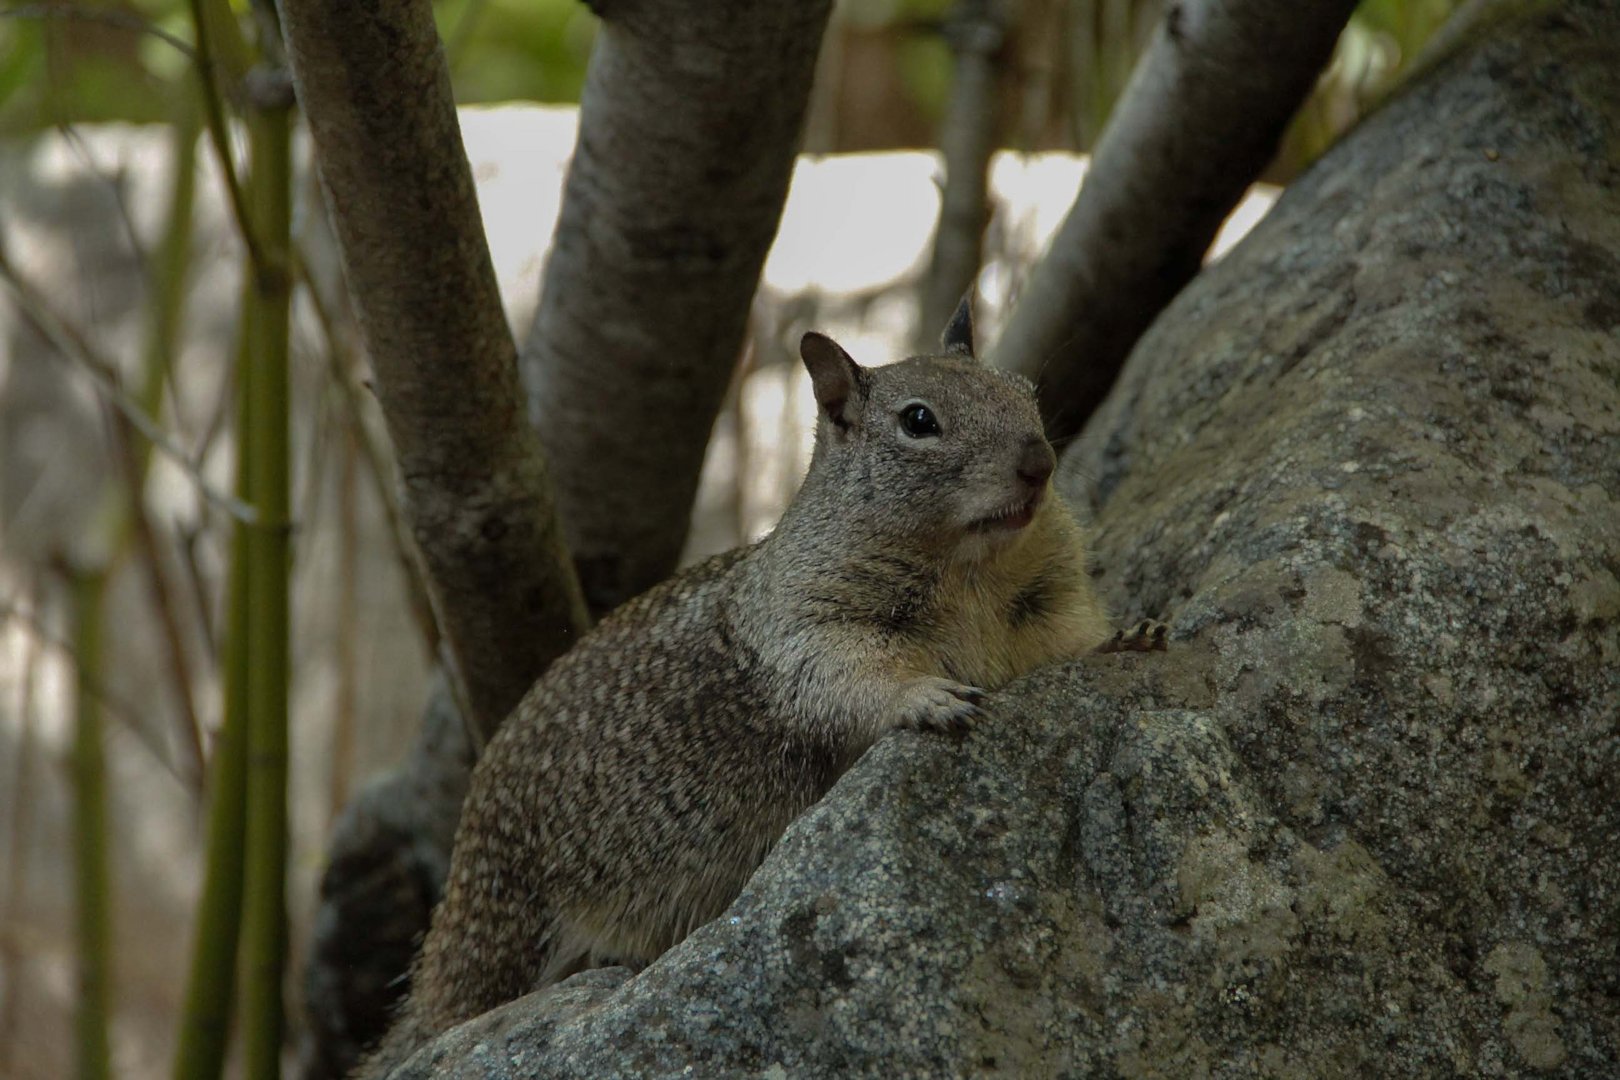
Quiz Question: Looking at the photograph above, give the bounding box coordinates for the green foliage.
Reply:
[2,0,1467,160]
[0,0,596,133]
[1356,0,1464,56]
[896,32,952,121]
[438,0,595,103]
[0,20,44,115]
[1274,0,1466,176]
[0,4,184,132]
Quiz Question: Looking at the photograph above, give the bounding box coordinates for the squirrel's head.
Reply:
[799,297,1057,562]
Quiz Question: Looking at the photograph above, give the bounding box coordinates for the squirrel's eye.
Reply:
[899,403,940,438]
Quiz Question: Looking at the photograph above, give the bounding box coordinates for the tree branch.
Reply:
[994,0,1359,441]
[918,0,1006,350]
[521,0,833,615]
[277,0,590,747]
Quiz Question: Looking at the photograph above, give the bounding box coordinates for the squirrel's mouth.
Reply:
[970,492,1042,533]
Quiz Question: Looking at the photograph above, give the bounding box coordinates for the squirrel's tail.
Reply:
[353,911,588,1078]
[353,1008,434,1080]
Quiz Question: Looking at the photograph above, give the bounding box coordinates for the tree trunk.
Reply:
[384,2,1620,1073]
[994,0,1357,442]
[521,0,832,616]
[278,0,591,747]
[293,5,831,1071]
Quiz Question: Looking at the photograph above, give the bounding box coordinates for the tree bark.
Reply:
[278,0,590,745]
[994,0,1357,442]
[521,0,833,616]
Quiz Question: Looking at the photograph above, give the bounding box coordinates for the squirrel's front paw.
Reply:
[894,677,986,736]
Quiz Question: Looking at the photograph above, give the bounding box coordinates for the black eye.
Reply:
[899,403,940,438]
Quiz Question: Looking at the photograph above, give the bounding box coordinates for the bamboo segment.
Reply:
[171,276,255,1080]
[238,102,293,1080]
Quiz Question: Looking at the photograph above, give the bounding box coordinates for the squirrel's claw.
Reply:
[894,677,986,736]
[1096,619,1170,654]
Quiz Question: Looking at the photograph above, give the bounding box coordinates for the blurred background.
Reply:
[0,0,1460,1075]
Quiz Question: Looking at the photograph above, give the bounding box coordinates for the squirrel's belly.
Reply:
[934,590,1111,687]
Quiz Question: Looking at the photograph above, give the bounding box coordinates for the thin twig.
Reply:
[728,329,756,549]
[329,423,360,824]
[0,242,256,525]
[295,255,443,657]
[190,353,237,492]
[55,125,152,288]
[0,595,198,793]
[101,405,208,788]
[185,0,273,285]
[175,523,220,666]
[66,567,112,1080]
[295,338,333,549]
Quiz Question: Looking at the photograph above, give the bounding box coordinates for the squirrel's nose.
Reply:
[1016,436,1055,487]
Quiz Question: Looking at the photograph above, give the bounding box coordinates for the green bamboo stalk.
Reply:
[70,567,112,1080]
[238,97,292,1080]
[171,279,257,1080]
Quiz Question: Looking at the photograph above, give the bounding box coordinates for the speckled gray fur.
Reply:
[384,3,1619,1076]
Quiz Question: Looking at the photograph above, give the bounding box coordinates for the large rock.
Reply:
[395,3,1620,1075]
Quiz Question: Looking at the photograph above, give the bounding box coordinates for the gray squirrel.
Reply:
[361,300,1163,1075]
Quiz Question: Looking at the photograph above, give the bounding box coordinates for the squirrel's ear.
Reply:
[800,332,867,433]
[940,292,976,358]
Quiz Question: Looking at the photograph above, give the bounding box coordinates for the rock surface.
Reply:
[392,3,1620,1076]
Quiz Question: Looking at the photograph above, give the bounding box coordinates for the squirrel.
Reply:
[361,299,1164,1076]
